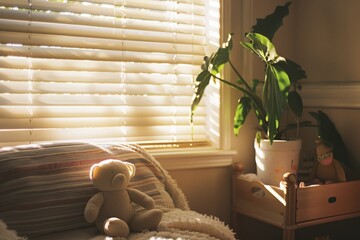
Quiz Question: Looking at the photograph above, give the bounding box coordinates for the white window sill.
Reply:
[148,148,237,170]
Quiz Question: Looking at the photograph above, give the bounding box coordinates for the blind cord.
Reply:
[27,0,33,144]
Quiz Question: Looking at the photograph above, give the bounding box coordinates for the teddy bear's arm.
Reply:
[127,188,155,209]
[84,192,104,223]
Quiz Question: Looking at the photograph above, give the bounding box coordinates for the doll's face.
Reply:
[316,141,333,166]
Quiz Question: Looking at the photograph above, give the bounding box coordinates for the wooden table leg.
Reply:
[283,229,295,240]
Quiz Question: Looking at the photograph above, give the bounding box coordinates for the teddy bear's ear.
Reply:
[89,164,99,180]
[124,162,136,178]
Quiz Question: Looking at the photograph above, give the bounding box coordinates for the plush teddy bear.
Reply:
[84,159,163,237]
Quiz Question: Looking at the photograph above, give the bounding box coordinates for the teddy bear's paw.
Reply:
[104,217,129,237]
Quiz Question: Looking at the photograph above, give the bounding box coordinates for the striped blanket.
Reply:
[0,142,235,240]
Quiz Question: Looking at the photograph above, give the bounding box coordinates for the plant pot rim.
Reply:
[255,138,302,150]
[258,138,302,143]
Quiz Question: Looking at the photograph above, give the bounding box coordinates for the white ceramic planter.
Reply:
[254,139,302,186]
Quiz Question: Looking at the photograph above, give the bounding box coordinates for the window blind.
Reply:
[0,0,220,148]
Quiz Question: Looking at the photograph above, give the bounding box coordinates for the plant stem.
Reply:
[296,118,299,138]
[228,59,270,133]
[229,59,252,92]
[210,73,250,95]
[277,123,318,138]
[210,72,269,134]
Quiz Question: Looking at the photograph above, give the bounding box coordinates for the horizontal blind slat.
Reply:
[0,106,206,118]
[0,69,196,85]
[0,138,209,148]
[0,81,195,95]
[0,9,205,35]
[61,0,206,6]
[0,94,194,106]
[0,36,205,59]
[0,57,198,74]
[68,0,206,14]
[0,116,205,129]
[0,46,203,65]
[0,126,206,142]
[0,0,206,25]
[0,19,206,45]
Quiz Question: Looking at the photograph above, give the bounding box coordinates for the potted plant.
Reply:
[191,2,309,185]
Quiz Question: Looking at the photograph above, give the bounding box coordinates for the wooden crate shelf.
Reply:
[232,172,360,240]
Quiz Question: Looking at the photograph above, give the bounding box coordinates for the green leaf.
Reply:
[201,55,211,71]
[255,131,262,144]
[190,70,211,123]
[241,33,284,64]
[263,64,290,113]
[251,79,261,92]
[233,97,252,135]
[251,2,292,41]
[275,59,307,83]
[263,64,290,142]
[288,90,303,117]
[211,34,233,75]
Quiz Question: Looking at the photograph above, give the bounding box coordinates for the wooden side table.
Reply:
[232,166,360,240]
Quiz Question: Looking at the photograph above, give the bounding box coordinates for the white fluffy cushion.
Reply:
[0,219,27,240]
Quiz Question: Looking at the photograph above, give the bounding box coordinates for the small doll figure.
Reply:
[311,137,346,184]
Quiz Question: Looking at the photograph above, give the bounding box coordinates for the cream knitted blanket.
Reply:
[0,220,27,240]
[90,209,235,240]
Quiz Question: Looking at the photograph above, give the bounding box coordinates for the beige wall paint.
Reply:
[288,0,360,173]
[168,166,233,225]
[292,0,360,83]
[165,0,360,229]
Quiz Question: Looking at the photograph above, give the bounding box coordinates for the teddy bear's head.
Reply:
[89,159,136,191]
